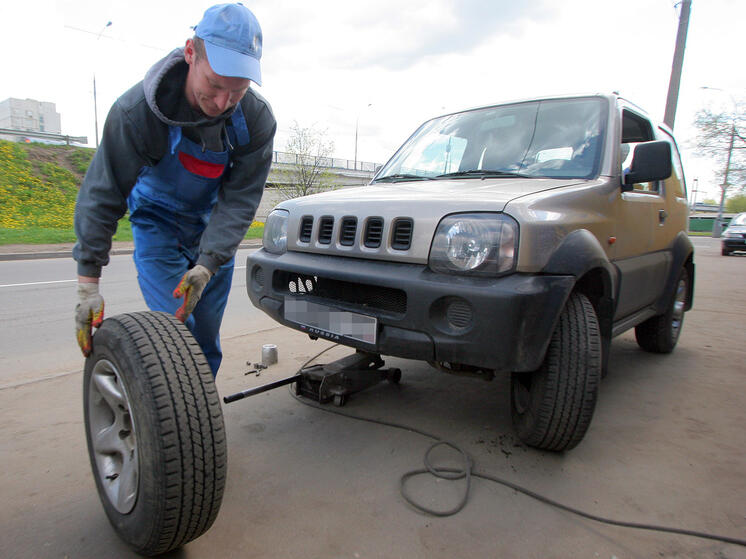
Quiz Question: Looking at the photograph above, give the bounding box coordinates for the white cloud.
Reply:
[1,0,743,199]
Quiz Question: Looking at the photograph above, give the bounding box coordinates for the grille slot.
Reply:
[318,216,334,244]
[299,216,313,242]
[339,217,357,246]
[364,217,384,248]
[446,300,473,329]
[275,271,407,315]
[391,218,414,250]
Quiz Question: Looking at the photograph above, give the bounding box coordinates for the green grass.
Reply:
[0,140,265,246]
[0,218,263,245]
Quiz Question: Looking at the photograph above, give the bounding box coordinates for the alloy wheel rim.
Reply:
[671,275,687,341]
[87,359,139,514]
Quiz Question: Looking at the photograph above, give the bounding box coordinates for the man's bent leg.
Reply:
[132,222,230,374]
[191,257,234,375]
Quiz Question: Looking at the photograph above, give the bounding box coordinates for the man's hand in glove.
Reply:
[75,279,105,357]
[173,265,213,322]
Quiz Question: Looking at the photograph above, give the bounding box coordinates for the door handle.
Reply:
[658,209,667,224]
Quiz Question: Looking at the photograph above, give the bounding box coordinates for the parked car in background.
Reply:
[722,212,746,255]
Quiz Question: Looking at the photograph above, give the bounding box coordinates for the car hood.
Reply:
[277,177,582,214]
[275,177,584,264]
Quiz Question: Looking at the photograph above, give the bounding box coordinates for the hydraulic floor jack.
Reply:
[223,351,402,406]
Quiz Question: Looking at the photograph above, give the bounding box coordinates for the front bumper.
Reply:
[723,236,746,251]
[247,249,575,373]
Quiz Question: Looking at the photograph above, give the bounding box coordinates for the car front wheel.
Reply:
[511,291,601,451]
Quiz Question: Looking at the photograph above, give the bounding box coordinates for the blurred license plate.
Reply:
[284,298,377,344]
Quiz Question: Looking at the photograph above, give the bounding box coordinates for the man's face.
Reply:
[184,40,250,118]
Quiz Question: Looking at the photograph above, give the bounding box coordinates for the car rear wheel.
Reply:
[510,292,601,451]
[84,311,227,556]
[635,267,689,354]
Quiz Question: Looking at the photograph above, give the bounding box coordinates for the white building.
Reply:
[0,98,61,134]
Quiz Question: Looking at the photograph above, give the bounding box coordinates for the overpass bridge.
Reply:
[257,151,382,219]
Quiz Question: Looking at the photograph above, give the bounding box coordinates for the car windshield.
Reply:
[730,213,746,226]
[374,97,607,182]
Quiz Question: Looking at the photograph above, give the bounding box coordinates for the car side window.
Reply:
[621,110,659,194]
[658,129,686,199]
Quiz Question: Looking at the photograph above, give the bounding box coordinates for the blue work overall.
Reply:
[127,105,250,375]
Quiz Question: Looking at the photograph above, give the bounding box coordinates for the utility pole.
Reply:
[663,0,691,129]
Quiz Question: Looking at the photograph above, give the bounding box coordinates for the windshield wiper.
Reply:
[373,173,433,183]
[435,170,530,179]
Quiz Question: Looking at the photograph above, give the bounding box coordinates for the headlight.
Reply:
[429,213,518,276]
[723,229,738,238]
[263,209,289,254]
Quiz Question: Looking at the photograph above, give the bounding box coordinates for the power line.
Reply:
[63,24,168,52]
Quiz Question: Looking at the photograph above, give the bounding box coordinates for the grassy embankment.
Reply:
[0,140,264,245]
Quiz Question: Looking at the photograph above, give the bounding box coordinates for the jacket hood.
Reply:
[143,48,236,128]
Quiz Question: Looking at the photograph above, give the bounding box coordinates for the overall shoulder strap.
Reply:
[226,103,251,148]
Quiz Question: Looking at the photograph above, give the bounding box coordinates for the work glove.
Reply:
[173,264,213,323]
[75,282,105,357]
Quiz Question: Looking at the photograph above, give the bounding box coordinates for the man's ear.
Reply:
[184,38,196,65]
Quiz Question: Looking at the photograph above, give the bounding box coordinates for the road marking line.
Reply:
[0,266,246,288]
[0,279,77,288]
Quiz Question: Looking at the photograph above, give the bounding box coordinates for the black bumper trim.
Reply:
[248,250,575,372]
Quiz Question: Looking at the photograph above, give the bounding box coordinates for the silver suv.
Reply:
[247,94,694,451]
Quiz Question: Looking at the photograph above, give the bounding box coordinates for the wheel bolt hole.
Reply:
[119,429,131,439]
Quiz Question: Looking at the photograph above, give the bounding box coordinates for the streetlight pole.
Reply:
[712,122,735,238]
[354,103,372,171]
[689,177,698,211]
[701,86,738,238]
[93,21,112,148]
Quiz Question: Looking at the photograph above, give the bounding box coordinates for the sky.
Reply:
[2,0,744,201]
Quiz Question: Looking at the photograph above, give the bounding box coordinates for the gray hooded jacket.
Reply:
[73,48,276,277]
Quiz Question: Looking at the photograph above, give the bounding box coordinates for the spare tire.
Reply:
[83,311,227,556]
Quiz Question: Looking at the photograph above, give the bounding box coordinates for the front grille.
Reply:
[391,218,414,250]
[340,217,357,246]
[364,217,384,248]
[299,216,313,242]
[275,271,407,315]
[318,216,334,244]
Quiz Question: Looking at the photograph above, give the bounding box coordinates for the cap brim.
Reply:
[204,41,262,85]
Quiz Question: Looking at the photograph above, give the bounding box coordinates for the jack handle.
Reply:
[223,373,303,404]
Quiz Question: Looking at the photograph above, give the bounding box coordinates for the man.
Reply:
[73,3,276,375]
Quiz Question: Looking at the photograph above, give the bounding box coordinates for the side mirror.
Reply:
[622,140,672,190]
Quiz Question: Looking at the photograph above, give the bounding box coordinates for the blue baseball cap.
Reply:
[194,3,263,84]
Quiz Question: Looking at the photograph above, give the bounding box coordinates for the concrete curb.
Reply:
[0,240,263,262]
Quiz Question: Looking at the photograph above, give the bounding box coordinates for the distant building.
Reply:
[0,98,62,135]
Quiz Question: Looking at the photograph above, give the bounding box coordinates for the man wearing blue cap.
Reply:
[73,3,276,375]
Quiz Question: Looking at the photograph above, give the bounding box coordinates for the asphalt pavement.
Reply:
[0,239,262,261]
[0,236,744,558]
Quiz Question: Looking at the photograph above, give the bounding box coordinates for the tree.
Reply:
[693,104,746,234]
[275,121,335,200]
[726,193,746,213]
